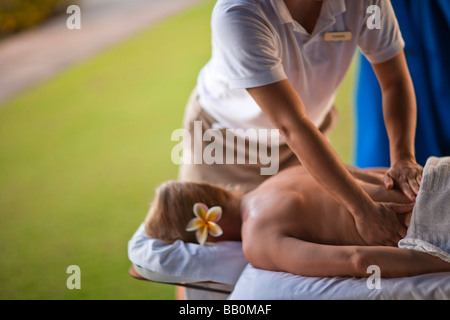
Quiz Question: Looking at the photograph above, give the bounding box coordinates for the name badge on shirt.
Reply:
[324,31,352,42]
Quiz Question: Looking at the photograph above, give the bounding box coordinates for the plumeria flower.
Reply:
[185,203,223,245]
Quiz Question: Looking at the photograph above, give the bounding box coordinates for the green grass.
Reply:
[0,0,355,300]
[0,1,214,300]
[330,57,357,164]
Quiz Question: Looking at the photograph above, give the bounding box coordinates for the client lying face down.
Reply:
[145,165,450,278]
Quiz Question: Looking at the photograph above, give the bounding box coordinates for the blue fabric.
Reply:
[354,0,450,167]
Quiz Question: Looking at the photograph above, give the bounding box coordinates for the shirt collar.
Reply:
[270,0,294,24]
[270,0,347,26]
[327,0,346,18]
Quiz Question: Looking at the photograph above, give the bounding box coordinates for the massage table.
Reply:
[128,223,450,300]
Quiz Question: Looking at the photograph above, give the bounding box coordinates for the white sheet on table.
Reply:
[229,264,450,300]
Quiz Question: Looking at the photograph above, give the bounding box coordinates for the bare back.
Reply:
[241,165,411,247]
[239,166,450,278]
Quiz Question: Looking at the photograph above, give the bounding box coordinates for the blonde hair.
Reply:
[145,181,241,243]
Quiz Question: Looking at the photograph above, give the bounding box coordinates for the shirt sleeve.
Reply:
[211,2,287,89]
[357,0,405,64]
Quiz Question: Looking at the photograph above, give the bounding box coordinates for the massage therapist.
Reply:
[178,0,422,247]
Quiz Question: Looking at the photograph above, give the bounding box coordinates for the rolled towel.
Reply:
[398,157,450,263]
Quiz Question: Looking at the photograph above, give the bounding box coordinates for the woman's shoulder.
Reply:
[213,0,272,21]
[215,0,263,10]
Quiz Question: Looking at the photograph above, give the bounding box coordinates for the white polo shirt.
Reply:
[196,0,404,143]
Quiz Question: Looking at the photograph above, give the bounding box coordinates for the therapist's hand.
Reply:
[384,159,423,201]
[355,202,414,246]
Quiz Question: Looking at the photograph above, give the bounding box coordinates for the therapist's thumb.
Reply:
[384,173,394,190]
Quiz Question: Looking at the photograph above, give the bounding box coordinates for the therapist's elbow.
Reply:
[276,116,312,144]
[277,123,292,140]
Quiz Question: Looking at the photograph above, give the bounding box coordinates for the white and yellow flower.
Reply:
[185,203,223,245]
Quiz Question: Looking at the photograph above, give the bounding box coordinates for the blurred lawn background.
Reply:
[0,0,356,299]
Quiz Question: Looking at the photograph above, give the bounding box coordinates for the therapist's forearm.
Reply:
[372,51,417,165]
[282,115,375,218]
[372,51,422,200]
[382,79,417,165]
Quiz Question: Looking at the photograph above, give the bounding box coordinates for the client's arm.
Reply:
[245,233,450,278]
[242,197,449,278]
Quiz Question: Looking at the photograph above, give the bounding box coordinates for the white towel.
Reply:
[398,157,450,263]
